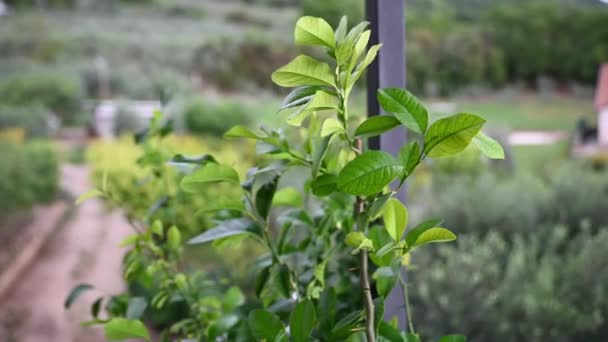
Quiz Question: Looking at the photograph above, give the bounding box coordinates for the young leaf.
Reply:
[167,226,182,250]
[310,174,338,196]
[180,164,239,192]
[126,297,148,320]
[65,284,94,308]
[438,335,467,342]
[290,300,317,342]
[337,151,403,196]
[295,16,336,49]
[335,16,348,43]
[223,286,245,311]
[473,131,505,159]
[406,227,456,248]
[104,318,150,341]
[248,309,285,341]
[280,86,318,110]
[382,198,408,242]
[345,232,367,248]
[287,90,338,126]
[377,88,428,134]
[354,115,401,138]
[255,266,271,298]
[353,30,371,63]
[224,125,262,139]
[424,113,485,158]
[272,55,335,88]
[75,189,103,205]
[351,43,381,85]
[188,218,259,245]
[272,187,303,207]
[321,118,345,137]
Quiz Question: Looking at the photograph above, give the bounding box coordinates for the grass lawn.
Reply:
[452,94,595,131]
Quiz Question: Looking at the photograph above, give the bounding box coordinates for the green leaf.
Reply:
[424,113,485,158]
[406,227,456,248]
[188,218,259,245]
[126,297,148,320]
[373,266,399,298]
[272,55,335,88]
[397,142,421,179]
[473,131,505,159]
[248,309,285,341]
[255,175,279,219]
[75,189,103,205]
[65,283,94,308]
[345,232,367,248]
[310,174,338,196]
[312,134,334,177]
[255,266,271,298]
[335,16,348,43]
[295,16,336,49]
[272,187,303,207]
[321,118,344,137]
[337,151,403,196]
[345,232,374,254]
[223,286,245,311]
[382,198,408,242]
[354,115,401,138]
[119,234,139,247]
[167,226,181,249]
[379,321,409,341]
[353,30,371,63]
[290,300,316,342]
[180,164,239,192]
[351,43,381,85]
[224,125,262,139]
[91,297,103,318]
[438,334,466,342]
[377,88,428,134]
[169,153,216,166]
[104,318,150,341]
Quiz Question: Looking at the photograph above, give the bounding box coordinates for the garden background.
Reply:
[1,0,608,341]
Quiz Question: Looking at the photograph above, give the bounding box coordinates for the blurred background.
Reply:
[1,0,608,341]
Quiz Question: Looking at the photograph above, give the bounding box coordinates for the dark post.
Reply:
[366,0,408,328]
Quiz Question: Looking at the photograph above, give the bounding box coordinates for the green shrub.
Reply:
[191,38,298,91]
[0,141,59,219]
[183,98,252,137]
[0,72,83,125]
[424,162,608,236]
[0,105,51,138]
[410,225,608,341]
[300,0,363,28]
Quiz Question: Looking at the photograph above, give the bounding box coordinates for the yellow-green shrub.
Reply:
[87,134,254,236]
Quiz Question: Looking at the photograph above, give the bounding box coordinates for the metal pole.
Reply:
[366,0,408,329]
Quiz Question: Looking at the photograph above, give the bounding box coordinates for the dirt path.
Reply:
[0,165,131,342]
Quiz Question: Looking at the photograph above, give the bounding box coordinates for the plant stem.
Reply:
[399,276,415,334]
[360,249,375,342]
[352,138,375,342]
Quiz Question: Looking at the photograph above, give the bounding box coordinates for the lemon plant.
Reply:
[67,16,503,342]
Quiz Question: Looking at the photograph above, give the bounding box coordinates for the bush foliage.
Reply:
[0,140,59,219]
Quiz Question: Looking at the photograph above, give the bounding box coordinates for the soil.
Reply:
[0,164,132,342]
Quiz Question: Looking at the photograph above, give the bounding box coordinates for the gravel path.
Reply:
[0,165,131,342]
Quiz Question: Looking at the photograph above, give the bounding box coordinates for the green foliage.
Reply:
[425,163,608,235]
[0,140,59,220]
[300,0,363,28]
[0,72,83,125]
[183,98,252,137]
[0,105,51,138]
[69,16,501,342]
[410,225,608,341]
